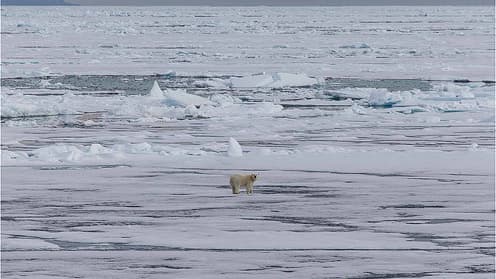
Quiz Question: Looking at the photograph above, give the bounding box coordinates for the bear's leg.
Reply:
[233,184,240,194]
[231,184,237,194]
[247,184,252,195]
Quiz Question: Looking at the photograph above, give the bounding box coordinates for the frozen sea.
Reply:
[1,5,495,279]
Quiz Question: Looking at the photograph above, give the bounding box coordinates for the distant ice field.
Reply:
[1,6,495,80]
[1,5,495,279]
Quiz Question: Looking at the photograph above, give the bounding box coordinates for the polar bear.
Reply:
[230,174,257,195]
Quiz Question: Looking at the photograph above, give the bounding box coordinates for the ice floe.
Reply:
[1,82,282,122]
[149,80,214,107]
[3,142,209,163]
[325,82,493,112]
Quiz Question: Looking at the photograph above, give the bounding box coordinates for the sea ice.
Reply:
[229,73,319,88]
[162,88,214,108]
[1,6,494,279]
[148,80,164,99]
[149,80,213,107]
[227,137,243,157]
[1,6,494,80]
[368,91,404,107]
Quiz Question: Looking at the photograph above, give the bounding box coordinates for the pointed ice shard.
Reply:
[227,137,243,157]
[149,80,164,99]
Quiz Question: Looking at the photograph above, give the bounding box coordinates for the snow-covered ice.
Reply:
[1,5,495,279]
[1,6,494,81]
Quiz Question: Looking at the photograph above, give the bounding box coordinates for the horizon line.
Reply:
[3,3,495,6]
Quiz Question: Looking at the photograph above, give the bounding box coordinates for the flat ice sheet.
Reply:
[1,6,494,80]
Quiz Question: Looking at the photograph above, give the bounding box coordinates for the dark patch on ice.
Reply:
[347,272,432,279]
[60,220,150,228]
[46,188,101,193]
[129,264,191,270]
[241,265,296,272]
[396,212,419,218]
[255,185,328,195]
[478,248,495,257]
[242,216,358,231]
[1,113,84,121]
[324,77,432,92]
[369,218,481,225]
[465,264,495,273]
[380,204,445,209]
[400,232,460,247]
[304,193,341,198]
[125,174,161,178]
[1,198,34,204]
[150,170,211,175]
[407,177,466,183]
[280,103,347,110]
[39,201,142,209]
[292,254,345,263]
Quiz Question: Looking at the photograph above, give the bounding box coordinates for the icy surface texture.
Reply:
[1,6,494,80]
[1,5,495,279]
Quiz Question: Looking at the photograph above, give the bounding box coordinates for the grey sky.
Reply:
[67,0,495,5]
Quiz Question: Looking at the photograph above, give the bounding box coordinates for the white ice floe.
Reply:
[2,142,210,164]
[326,82,493,113]
[227,137,243,157]
[1,91,283,124]
[192,78,228,88]
[1,81,286,123]
[468,143,479,151]
[1,90,79,118]
[368,90,405,107]
[229,72,319,88]
[162,89,214,108]
[149,80,214,107]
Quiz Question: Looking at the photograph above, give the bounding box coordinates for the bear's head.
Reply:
[250,174,257,181]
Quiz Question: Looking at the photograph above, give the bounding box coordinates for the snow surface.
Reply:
[1,6,494,80]
[1,5,495,279]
